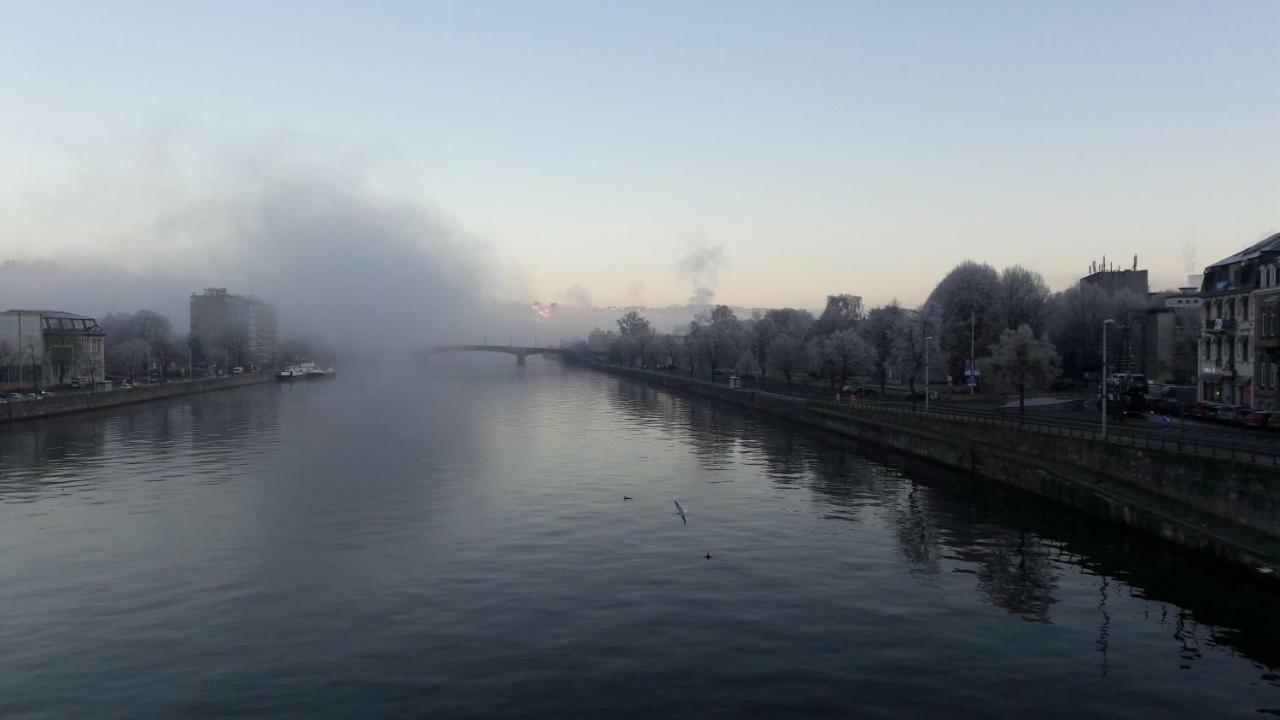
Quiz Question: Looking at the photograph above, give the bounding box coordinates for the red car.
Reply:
[1193,402,1220,419]
[1244,410,1274,429]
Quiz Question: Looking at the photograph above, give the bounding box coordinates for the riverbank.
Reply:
[576,359,1280,579]
[0,374,271,425]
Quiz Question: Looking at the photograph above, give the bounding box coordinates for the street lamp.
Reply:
[1102,319,1115,440]
[925,335,933,413]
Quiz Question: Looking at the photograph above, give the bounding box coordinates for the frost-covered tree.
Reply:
[925,261,1001,388]
[860,301,905,395]
[809,329,877,390]
[995,265,1051,334]
[766,334,804,384]
[987,324,1061,414]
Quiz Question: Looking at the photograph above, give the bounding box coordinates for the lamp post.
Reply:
[24,343,38,394]
[969,310,976,395]
[925,335,933,413]
[1102,319,1115,440]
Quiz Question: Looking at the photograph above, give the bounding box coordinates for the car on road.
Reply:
[1192,402,1219,419]
[1229,407,1256,425]
[1244,410,1274,429]
[1204,404,1236,422]
[1109,373,1150,394]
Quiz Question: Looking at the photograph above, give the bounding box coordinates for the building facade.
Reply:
[1197,233,1280,408]
[1081,267,1149,296]
[0,310,106,390]
[189,288,278,369]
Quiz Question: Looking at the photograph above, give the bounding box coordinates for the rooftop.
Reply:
[1205,233,1280,270]
[2,309,94,320]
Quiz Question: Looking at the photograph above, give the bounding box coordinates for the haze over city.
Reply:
[3,1,1279,346]
[6,4,1280,718]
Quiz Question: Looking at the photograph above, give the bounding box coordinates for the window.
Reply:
[1242,337,1249,360]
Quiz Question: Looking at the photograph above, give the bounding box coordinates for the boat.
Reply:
[301,362,335,380]
[276,365,304,381]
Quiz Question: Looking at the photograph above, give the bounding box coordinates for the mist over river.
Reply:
[1,356,1277,718]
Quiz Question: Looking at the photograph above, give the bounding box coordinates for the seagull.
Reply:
[673,500,687,525]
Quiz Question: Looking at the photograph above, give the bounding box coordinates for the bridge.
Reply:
[416,345,563,366]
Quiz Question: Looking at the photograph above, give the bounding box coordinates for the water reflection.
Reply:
[1,363,1277,717]
[604,372,1280,684]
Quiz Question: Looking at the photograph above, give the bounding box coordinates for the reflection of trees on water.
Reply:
[956,531,1060,623]
[892,481,943,576]
[603,378,1280,683]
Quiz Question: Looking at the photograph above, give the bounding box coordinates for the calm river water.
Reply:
[1,357,1277,718]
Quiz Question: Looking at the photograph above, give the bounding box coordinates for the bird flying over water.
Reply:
[673,500,687,524]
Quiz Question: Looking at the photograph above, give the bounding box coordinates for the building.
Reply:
[1081,260,1149,297]
[189,288,278,369]
[1141,278,1203,385]
[1197,233,1280,408]
[1253,259,1280,410]
[587,328,615,353]
[0,310,106,390]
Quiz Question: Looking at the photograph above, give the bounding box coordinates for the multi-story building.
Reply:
[0,310,106,390]
[189,288,278,369]
[1198,233,1280,407]
[1081,264,1149,296]
[1141,278,1202,385]
[587,328,615,354]
[1253,258,1280,410]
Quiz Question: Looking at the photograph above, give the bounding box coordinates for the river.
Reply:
[1,356,1277,718]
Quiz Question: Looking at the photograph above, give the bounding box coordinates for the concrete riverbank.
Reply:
[0,374,272,425]
[581,361,1280,577]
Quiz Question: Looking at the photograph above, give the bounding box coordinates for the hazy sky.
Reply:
[2,1,1278,310]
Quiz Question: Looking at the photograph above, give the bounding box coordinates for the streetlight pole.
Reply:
[970,310,976,395]
[1102,318,1114,440]
[925,335,933,413]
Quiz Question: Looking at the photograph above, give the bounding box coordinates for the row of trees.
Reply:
[101,310,185,379]
[101,309,316,378]
[591,259,1147,410]
[600,296,941,398]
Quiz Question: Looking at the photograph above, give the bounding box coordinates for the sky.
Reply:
[2,0,1278,318]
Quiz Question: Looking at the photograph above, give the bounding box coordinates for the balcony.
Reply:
[1205,317,1237,332]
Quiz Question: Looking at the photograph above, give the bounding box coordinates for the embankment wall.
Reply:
[1,374,271,425]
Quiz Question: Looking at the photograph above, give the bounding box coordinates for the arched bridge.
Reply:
[417,345,563,366]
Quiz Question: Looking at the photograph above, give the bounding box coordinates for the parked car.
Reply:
[231,366,244,374]
[1203,404,1234,422]
[1230,407,1256,425]
[1243,410,1274,429]
[1192,402,1219,419]
[1268,413,1280,432]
